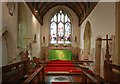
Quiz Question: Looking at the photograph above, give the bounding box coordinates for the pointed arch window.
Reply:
[50,10,71,44]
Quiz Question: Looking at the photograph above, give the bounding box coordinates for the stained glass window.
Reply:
[50,10,71,44]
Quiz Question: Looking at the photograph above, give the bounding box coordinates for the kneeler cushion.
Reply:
[52,82,71,84]
[87,70,93,74]
[69,69,82,73]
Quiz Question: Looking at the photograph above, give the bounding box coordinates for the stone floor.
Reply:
[46,76,74,84]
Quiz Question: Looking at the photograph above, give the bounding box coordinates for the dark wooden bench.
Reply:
[103,35,120,83]
[23,66,44,84]
[2,59,30,84]
[104,61,120,83]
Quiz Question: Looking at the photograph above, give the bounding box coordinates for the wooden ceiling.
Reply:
[26,2,98,26]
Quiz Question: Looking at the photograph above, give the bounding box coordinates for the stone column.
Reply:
[115,2,120,65]
[95,38,102,76]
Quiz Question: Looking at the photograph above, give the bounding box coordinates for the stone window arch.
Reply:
[50,10,72,44]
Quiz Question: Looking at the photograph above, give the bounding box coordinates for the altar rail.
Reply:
[2,59,29,83]
[104,61,120,83]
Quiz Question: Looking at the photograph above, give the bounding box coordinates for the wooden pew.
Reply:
[2,59,30,83]
[23,66,44,84]
[104,61,120,83]
[2,58,45,84]
[103,35,120,83]
[75,61,105,83]
[82,70,98,84]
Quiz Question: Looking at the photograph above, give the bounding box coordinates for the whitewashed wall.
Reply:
[80,2,115,77]
[80,2,115,50]
[1,2,41,65]
[27,5,41,59]
[2,2,18,65]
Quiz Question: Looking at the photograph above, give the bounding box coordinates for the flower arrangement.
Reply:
[63,44,67,47]
[54,44,58,47]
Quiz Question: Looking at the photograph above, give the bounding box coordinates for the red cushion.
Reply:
[46,64,74,67]
[52,82,70,84]
[69,70,82,73]
[44,67,75,73]
[47,60,73,64]
[87,70,93,74]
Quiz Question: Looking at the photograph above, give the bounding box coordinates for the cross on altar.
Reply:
[23,35,30,50]
[102,35,112,62]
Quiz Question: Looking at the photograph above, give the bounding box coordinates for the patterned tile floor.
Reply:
[45,75,81,84]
